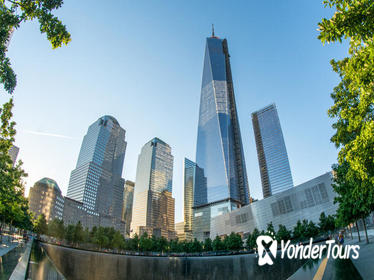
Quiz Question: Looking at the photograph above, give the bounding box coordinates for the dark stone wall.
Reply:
[42,243,306,280]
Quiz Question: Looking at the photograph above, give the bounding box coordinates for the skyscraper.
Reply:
[183,158,206,240]
[252,104,293,198]
[194,31,250,240]
[29,178,65,222]
[9,145,19,166]
[131,138,175,240]
[122,180,135,236]
[196,32,250,205]
[67,116,127,219]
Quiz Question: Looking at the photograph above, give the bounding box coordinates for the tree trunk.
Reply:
[355,221,361,242]
[363,218,369,244]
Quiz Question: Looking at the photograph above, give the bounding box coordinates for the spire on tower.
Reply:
[212,24,215,37]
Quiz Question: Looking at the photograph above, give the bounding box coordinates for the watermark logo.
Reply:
[255,235,360,266]
[257,235,277,266]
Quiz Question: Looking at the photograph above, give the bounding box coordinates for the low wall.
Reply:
[42,243,307,280]
[9,238,33,280]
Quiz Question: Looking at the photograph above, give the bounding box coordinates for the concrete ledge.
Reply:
[9,238,33,280]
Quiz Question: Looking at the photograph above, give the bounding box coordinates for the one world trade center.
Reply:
[194,30,250,239]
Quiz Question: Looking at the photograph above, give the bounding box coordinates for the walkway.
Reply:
[0,235,20,257]
[288,230,374,280]
[345,233,374,280]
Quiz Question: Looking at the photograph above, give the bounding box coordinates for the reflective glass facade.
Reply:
[131,138,175,239]
[122,180,135,236]
[67,116,127,219]
[196,36,250,206]
[183,158,207,234]
[9,145,19,166]
[252,104,293,198]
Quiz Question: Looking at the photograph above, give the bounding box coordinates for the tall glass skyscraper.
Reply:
[193,32,250,240]
[252,104,293,198]
[131,138,175,239]
[9,145,19,166]
[183,158,206,237]
[196,33,250,208]
[67,116,127,219]
[122,180,135,236]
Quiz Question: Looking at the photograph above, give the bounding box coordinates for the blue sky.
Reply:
[1,0,347,222]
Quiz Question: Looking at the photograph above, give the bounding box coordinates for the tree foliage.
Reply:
[246,228,260,250]
[0,99,31,230]
[33,214,47,236]
[222,232,243,251]
[293,219,320,241]
[276,224,292,242]
[318,212,336,233]
[48,218,64,239]
[318,0,374,196]
[139,232,153,252]
[212,235,225,251]
[0,0,71,94]
[332,162,373,231]
[203,237,213,251]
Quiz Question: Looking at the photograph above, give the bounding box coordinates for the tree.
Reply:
[65,224,75,244]
[293,220,305,241]
[224,232,243,251]
[93,226,109,249]
[90,226,97,242]
[0,0,71,94]
[306,221,319,239]
[157,236,168,253]
[128,233,139,251]
[319,212,336,234]
[0,99,31,231]
[318,0,374,221]
[245,233,252,250]
[104,227,116,248]
[73,221,84,245]
[181,240,193,253]
[212,236,224,251]
[332,162,372,243]
[139,232,153,252]
[276,224,291,242]
[0,1,70,233]
[246,228,260,250]
[82,228,90,243]
[266,222,276,238]
[48,218,64,239]
[191,238,203,253]
[33,214,47,236]
[169,238,181,252]
[203,237,213,252]
[112,231,125,250]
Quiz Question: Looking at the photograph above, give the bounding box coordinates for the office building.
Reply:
[194,31,250,239]
[131,138,175,240]
[9,145,19,166]
[66,115,127,219]
[28,178,65,222]
[175,221,187,241]
[62,196,126,235]
[122,180,135,236]
[252,104,293,197]
[210,173,336,238]
[183,158,206,240]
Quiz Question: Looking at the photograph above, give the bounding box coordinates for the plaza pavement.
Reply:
[0,235,20,257]
[345,230,374,280]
